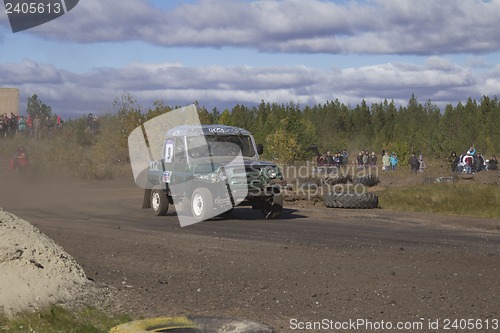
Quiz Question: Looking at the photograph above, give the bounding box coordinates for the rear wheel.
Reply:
[191,188,214,222]
[151,188,169,216]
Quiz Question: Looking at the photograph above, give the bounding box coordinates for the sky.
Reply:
[1,0,500,118]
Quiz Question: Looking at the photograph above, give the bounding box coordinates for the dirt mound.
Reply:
[0,209,102,316]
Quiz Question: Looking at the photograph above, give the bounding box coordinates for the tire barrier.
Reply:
[324,192,379,209]
[353,175,379,187]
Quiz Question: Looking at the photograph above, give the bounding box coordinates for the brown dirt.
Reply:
[0,173,499,332]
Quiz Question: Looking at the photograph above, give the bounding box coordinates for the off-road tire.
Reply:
[262,192,283,219]
[324,192,379,209]
[353,175,379,187]
[151,188,169,216]
[191,188,214,222]
[323,175,352,186]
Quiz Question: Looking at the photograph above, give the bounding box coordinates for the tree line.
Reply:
[201,94,500,164]
[25,93,500,165]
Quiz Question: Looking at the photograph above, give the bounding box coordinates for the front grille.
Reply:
[226,165,264,190]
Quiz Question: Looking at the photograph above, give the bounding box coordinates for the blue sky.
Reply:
[1,0,500,118]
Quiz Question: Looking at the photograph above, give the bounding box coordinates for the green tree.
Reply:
[264,117,301,164]
[26,94,52,119]
[145,100,171,120]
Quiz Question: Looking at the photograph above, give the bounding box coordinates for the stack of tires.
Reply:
[324,174,379,209]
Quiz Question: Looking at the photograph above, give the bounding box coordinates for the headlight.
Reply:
[210,173,218,183]
[218,170,227,182]
[266,167,278,179]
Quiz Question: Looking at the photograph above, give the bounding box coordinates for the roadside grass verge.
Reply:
[0,305,130,333]
[379,182,500,219]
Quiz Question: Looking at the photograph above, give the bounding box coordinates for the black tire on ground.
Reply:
[150,188,169,216]
[324,192,379,209]
[323,175,351,186]
[191,188,214,222]
[262,192,283,219]
[353,175,379,187]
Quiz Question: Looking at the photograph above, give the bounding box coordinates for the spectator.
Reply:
[18,116,26,136]
[408,153,419,172]
[468,146,476,157]
[341,148,348,166]
[369,152,377,167]
[316,152,325,166]
[9,113,17,137]
[363,150,369,167]
[418,155,426,173]
[26,115,33,138]
[0,114,5,138]
[390,153,399,171]
[356,152,364,168]
[87,113,94,133]
[56,115,63,134]
[463,152,474,174]
[487,156,498,171]
[10,146,29,173]
[45,116,54,138]
[334,152,341,166]
[475,152,485,172]
[34,115,42,140]
[382,152,390,171]
[93,116,100,135]
[449,151,459,172]
[325,151,334,165]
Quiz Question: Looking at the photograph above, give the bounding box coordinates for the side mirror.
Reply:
[256,144,264,155]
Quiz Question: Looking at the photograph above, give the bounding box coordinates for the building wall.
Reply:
[0,88,20,116]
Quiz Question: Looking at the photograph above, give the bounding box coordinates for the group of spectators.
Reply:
[316,149,404,171]
[315,145,499,175]
[449,146,498,173]
[316,149,349,167]
[0,113,64,139]
[0,113,21,138]
[407,153,426,173]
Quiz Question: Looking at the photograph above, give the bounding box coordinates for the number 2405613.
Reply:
[5,2,62,15]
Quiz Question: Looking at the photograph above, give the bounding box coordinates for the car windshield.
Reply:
[187,134,255,158]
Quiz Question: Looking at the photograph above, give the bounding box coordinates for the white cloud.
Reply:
[7,0,500,55]
[1,56,496,117]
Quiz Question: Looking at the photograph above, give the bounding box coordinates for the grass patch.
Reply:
[379,182,500,219]
[0,305,130,333]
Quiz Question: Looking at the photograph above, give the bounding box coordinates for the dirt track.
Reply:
[1,178,499,332]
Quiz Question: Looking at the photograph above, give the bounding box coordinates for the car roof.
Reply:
[166,124,252,137]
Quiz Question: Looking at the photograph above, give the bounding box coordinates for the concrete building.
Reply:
[0,88,20,115]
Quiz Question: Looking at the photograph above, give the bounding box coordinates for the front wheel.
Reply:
[151,188,169,216]
[191,188,214,222]
[261,193,283,219]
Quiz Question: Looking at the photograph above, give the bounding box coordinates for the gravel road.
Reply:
[1,178,499,332]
